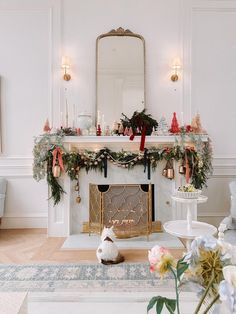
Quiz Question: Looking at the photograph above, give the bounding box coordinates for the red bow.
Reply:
[52,147,64,171]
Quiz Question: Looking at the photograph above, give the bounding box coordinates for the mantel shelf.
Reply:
[63,134,208,145]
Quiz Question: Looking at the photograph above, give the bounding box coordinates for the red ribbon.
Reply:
[52,147,64,172]
[140,126,146,151]
[185,152,190,183]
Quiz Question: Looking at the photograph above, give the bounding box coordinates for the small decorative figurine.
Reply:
[43,119,51,133]
[157,117,169,135]
[118,123,124,135]
[96,124,101,136]
[191,113,205,134]
[124,127,129,136]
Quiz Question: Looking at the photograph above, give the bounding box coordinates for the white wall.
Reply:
[0,0,235,228]
[0,0,61,228]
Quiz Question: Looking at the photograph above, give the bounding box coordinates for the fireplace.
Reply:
[47,135,208,237]
[89,184,153,238]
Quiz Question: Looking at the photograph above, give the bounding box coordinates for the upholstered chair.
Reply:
[218,181,236,245]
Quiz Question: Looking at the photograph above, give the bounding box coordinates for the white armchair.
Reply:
[218,181,236,245]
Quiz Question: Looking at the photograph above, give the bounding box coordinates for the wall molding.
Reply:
[3,211,47,218]
[0,156,236,177]
[0,217,47,229]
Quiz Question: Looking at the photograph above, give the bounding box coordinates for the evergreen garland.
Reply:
[33,134,213,205]
[46,148,65,204]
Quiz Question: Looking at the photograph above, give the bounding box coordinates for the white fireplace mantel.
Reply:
[47,135,208,237]
[62,134,208,151]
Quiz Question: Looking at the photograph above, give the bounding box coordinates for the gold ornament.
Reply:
[53,165,61,178]
[166,168,174,179]
[179,165,185,174]
[162,168,167,177]
[76,196,81,203]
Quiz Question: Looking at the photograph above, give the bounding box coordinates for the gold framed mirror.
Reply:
[96,27,145,128]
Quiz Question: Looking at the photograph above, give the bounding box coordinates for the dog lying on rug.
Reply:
[96,226,124,265]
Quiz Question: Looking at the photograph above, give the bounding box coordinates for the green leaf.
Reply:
[176,257,189,281]
[147,296,166,313]
[147,296,159,312]
[164,298,176,314]
[156,297,164,314]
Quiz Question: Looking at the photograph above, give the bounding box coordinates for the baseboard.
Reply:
[0,216,47,229]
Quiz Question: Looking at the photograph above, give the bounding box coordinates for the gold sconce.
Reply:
[62,56,71,81]
[171,62,181,82]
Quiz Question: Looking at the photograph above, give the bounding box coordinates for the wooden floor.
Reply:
[0,229,184,264]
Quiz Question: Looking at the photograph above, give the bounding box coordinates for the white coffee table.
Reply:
[163,220,217,250]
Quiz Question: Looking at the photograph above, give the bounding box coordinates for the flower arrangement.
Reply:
[178,184,197,192]
[148,236,236,313]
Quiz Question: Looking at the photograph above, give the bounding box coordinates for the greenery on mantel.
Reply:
[33,133,213,205]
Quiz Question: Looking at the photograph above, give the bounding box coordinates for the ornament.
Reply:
[179,164,186,174]
[124,127,129,136]
[163,160,174,179]
[169,112,180,133]
[76,196,81,203]
[89,126,97,136]
[96,124,101,136]
[112,121,119,135]
[166,168,174,179]
[185,125,192,133]
[118,123,124,135]
[43,119,51,133]
[104,125,111,136]
[128,127,133,136]
[53,165,61,177]
[52,147,64,176]
[157,117,169,135]
[162,168,167,177]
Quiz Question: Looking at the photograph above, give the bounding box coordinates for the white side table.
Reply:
[164,195,217,250]
[171,195,208,230]
[164,220,217,250]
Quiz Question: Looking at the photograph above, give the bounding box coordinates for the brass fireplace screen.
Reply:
[89,184,152,238]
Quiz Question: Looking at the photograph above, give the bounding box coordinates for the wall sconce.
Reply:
[61,56,71,81]
[171,63,181,82]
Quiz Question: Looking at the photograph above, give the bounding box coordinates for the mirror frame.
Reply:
[95,27,146,126]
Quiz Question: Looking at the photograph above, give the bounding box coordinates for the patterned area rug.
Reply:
[0,263,174,292]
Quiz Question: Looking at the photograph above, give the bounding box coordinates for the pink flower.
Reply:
[148,245,174,275]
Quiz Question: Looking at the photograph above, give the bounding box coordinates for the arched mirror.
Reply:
[96,27,145,127]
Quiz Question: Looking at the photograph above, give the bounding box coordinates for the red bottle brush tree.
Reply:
[169,112,180,133]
